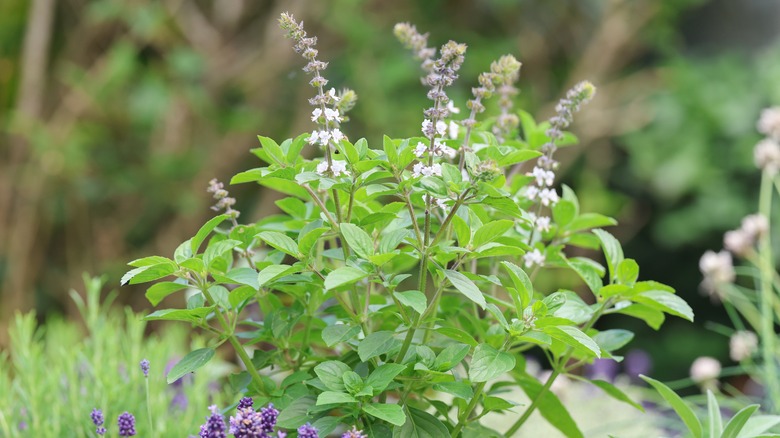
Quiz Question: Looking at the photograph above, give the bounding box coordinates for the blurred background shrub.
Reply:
[2,0,779,380]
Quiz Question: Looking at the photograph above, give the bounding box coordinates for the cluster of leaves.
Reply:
[123,16,694,437]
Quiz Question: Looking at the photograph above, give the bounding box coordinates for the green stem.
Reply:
[758,170,780,409]
[144,377,153,434]
[450,381,487,437]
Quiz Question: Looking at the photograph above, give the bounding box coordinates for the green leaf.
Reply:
[322,324,361,347]
[392,406,448,438]
[167,348,215,384]
[436,327,478,347]
[552,200,577,227]
[469,344,516,382]
[256,231,300,257]
[500,261,533,312]
[121,262,177,286]
[617,304,666,330]
[433,381,474,400]
[145,282,188,306]
[203,239,241,267]
[593,229,624,283]
[383,135,399,167]
[257,264,295,287]
[722,405,761,438]
[257,135,285,165]
[228,285,256,309]
[617,259,639,286]
[432,343,470,372]
[566,213,617,232]
[340,223,374,260]
[632,290,694,322]
[191,215,229,254]
[516,372,583,438]
[566,258,604,295]
[592,329,634,353]
[208,285,230,309]
[707,390,722,438]
[299,227,328,256]
[363,403,406,427]
[572,377,643,412]
[444,270,486,309]
[544,326,601,358]
[143,307,214,323]
[277,396,316,429]
[366,363,407,393]
[452,214,471,248]
[472,220,514,248]
[313,361,351,392]
[317,391,357,405]
[394,290,427,315]
[640,375,703,438]
[358,331,398,362]
[324,267,369,290]
[483,396,516,412]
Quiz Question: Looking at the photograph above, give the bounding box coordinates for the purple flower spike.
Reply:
[229,407,264,438]
[199,405,226,438]
[91,408,106,435]
[298,423,319,438]
[140,359,150,377]
[118,412,137,436]
[237,397,253,410]
[259,403,279,433]
[342,426,367,438]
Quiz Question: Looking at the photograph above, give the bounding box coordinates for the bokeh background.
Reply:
[2,0,779,383]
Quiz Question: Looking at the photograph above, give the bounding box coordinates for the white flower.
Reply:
[328,88,339,102]
[757,107,780,139]
[317,130,331,146]
[535,216,551,233]
[422,119,433,136]
[431,140,456,159]
[414,142,427,158]
[525,186,539,201]
[729,331,758,362]
[754,138,780,174]
[435,120,447,136]
[316,161,329,175]
[429,163,442,177]
[741,214,768,238]
[424,194,448,211]
[307,130,321,145]
[412,162,425,177]
[690,356,721,384]
[311,108,322,122]
[530,166,555,187]
[330,160,349,177]
[412,162,442,178]
[331,128,345,143]
[448,121,459,139]
[723,229,752,256]
[539,188,559,206]
[446,100,461,114]
[324,108,341,122]
[699,250,735,300]
[523,248,545,268]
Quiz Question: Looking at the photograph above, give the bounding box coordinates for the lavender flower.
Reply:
[229,407,264,438]
[207,179,240,221]
[140,359,150,377]
[117,412,137,436]
[199,405,227,438]
[342,426,367,438]
[91,408,106,435]
[237,397,253,410]
[259,403,279,434]
[297,423,319,438]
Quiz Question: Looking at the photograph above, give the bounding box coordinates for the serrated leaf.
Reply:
[392,406,449,438]
[436,327,478,347]
[340,223,374,260]
[640,375,702,438]
[545,325,601,358]
[325,267,369,290]
[203,239,241,267]
[433,381,474,400]
[472,220,514,248]
[358,331,398,362]
[167,348,215,384]
[257,264,295,287]
[432,343,470,372]
[632,290,694,322]
[444,270,486,309]
[363,403,406,426]
[366,363,407,393]
[256,231,300,257]
[394,290,427,315]
[469,344,516,382]
[500,261,533,312]
[191,215,228,254]
[317,391,357,405]
[277,396,316,429]
[322,324,361,347]
[313,361,351,392]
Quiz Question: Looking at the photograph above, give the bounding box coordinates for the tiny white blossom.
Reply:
[435,120,447,136]
[757,107,780,139]
[729,331,758,362]
[429,163,442,177]
[741,214,768,238]
[530,166,555,187]
[690,356,721,384]
[316,161,329,175]
[723,229,752,256]
[447,100,461,114]
[414,142,427,158]
[317,130,331,146]
[699,250,735,300]
[412,162,425,178]
[535,216,551,233]
[412,162,442,178]
[523,248,545,268]
[330,160,349,177]
[448,121,459,140]
[525,186,540,201]
[328,88,339,102]
[324,108,341,122]
[422,119,433,136]
[754,138,780,174]
[307,130,321,145]
[539,188,559,206]
[311,108,322,122]
[331,128,345,143]
[440,145,457,159]
[424,194,447,211]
